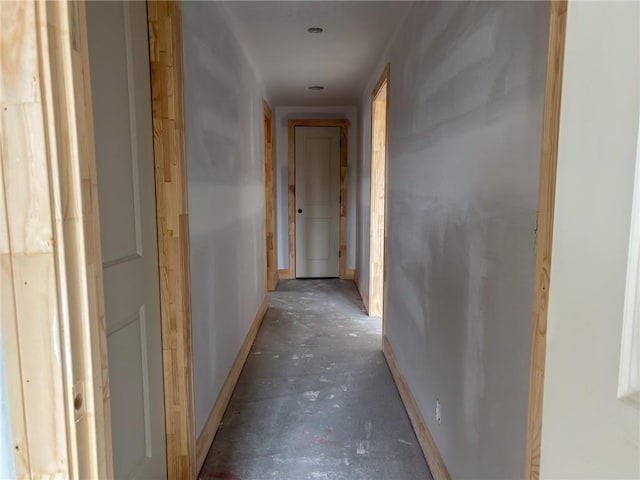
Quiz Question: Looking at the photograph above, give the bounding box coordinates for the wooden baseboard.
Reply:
[278,269,291,280]
[382,336,451,480]
[354,273,369,314]
[195,296,268,472]
[279,269,355,281]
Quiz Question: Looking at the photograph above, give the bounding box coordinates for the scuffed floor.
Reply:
[199,279,433,480]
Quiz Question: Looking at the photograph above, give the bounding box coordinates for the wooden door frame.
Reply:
[2,1,197,478]
[146,2,197,478]
[263,100,277,291]
[525,2,567,478]
[1,1,113,476]
[369,64,390,320]
[287,119,349,279]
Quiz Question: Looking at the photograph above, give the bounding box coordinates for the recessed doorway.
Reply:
[295,126,342,278]
[287,119,349,279]
[368,65,390,318]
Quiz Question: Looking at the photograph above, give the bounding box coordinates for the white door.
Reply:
[87,2,167,478]
[295,126,341,277]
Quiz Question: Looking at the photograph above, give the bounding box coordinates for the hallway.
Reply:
[7,1,640,478]
[199,280,433,480]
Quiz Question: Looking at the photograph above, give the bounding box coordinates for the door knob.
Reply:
[298,209,303,214]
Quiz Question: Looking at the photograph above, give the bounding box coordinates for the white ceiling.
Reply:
[219,1,412,106]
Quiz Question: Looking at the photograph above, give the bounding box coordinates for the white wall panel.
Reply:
[541,3,640,477]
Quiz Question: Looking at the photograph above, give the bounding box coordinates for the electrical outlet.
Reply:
[435,399,442,425]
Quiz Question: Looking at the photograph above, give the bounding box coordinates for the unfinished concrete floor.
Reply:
[199,279,433,480]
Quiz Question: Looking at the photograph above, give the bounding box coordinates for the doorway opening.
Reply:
[287,119,349,279]
[368,65,390,319]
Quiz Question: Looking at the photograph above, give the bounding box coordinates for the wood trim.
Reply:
[288,122,296,279]
[278,268,292,280]
[339,126,348,279]
[346,268,356,280]
[354,273,369,314]
[287,119,349,279]
[369,64,390,318]
[380,65,392,337]
[195,297,269,472]
[147,2,197,478]
[68,3,114,475]
[373,64,391,100]
[383,337,451,480]
[525,2,568,479]
[1,1,112,476]
[289,119,349,128]
[263,100,277,291]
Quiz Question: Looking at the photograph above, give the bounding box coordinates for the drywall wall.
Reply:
[275,106,357,272]
[540,2,640,477]
[356,94,372,297]
[357,2,549,478]
[182,2,268,436]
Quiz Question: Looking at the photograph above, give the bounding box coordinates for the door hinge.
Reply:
[339,250,341,258]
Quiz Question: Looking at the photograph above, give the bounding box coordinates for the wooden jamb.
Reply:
[369,64,390,320]
[525,2,568,478]
[278,268,292,280]
[287,119,349,279]
[263,100,277,290]
[1,2,197,478]
[1,1,112,476]
[147,2,197,478]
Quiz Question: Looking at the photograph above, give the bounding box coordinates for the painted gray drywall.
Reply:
[182,2,268,436]
[274,106,358,271]
[357,3,549,478]
[355,99,371,295]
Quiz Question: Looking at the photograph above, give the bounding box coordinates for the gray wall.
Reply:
[182,2,268,436]
[355,98,372,295]
[357,3,549,478]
